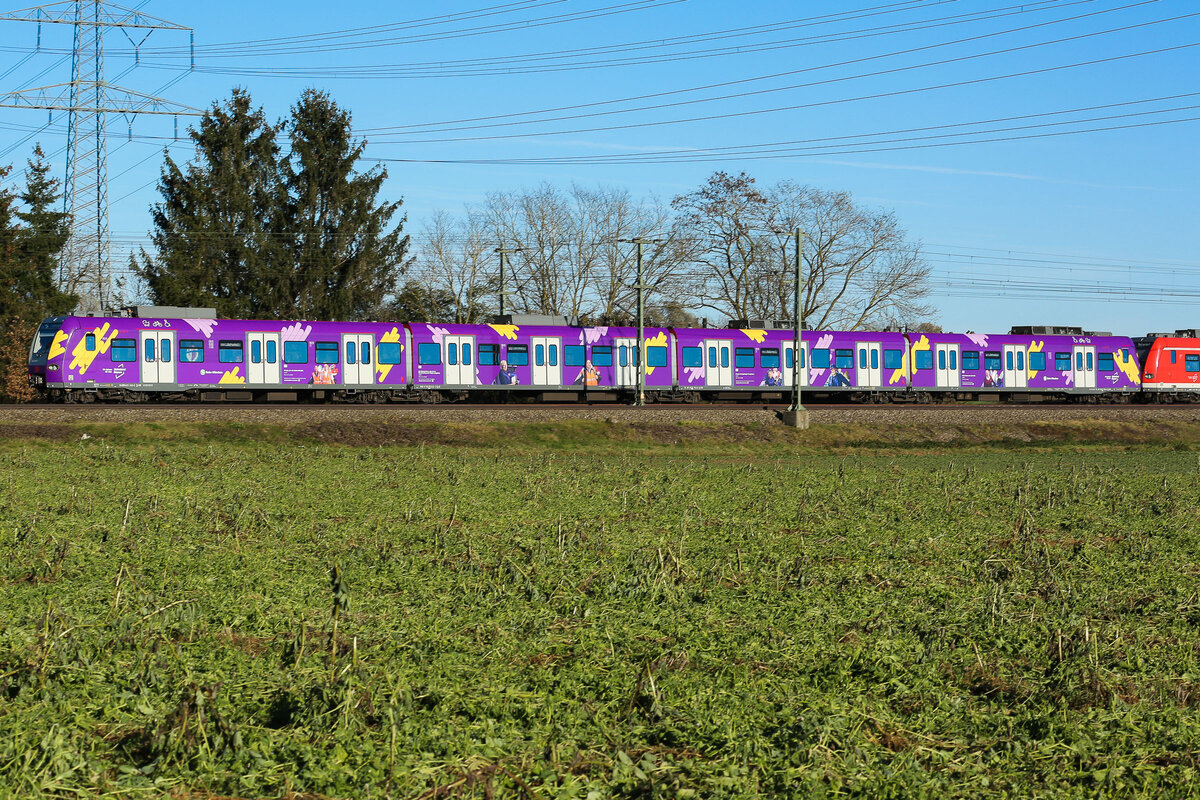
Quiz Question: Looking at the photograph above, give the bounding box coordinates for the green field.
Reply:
[2,424,1199,798]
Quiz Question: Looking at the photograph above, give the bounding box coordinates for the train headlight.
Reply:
[47,364,59,371]
[1144,373,1153,380]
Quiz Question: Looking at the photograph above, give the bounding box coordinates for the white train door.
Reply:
[341,334,374,385]
[531,336,561,386]
[1003,344,1027,388]
[1073,345,1096,389]
[614,337,637,387]
[704,340,732,387]
[443,335,476,385]
[856,342,882,387]
[782,340,809,387]
[139,330,175,384]
[247,333,280,385]
[936,343,960,388]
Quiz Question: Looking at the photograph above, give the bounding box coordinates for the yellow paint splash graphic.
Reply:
[69,323,117,375]
[377,327,402,383]
[1027,340,1045,380]
[488,324,520,340]
[219,367,246,385]
[643,331,668,376]
[49,330,68,360]
[740,329,767,343]
[889,335,929,385]
[1115,348,1141,384]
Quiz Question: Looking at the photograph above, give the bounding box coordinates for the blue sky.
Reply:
[1,0,1197,335]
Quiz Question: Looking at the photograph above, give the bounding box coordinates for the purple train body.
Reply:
[27,309,1144,402]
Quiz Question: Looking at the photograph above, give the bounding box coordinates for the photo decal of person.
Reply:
[493,360,518,385]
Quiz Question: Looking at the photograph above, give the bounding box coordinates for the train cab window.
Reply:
[447,343,457,365]
[479,343,499,366]
[418,342,441,365]
[316,342,339,364]
[194,339,215,363]
[565,345,585,366]
[378,342,402,364]
[885,349,904,369]
[915,350,933,370]
[984,352,1001,371]
[266,341,277,364]
[647,346,666,367]
[811,348,830,369]
[144,339,155,362]
[85,333,96,351]
[1187,354,1200,373]
[283,341,307,364]
[761,348,780,368]
[1098,353,1114,371]
[220,340,245,363]
[735,347,755,368]
[592,346,612,367]
[962,351,980,371]
[536,344,545,366]
[835,349,854,369]
[460,343,469,366]
[507,344,529,366]
[1055,352,1071,371]
[1030,352,1047,371]
[1170,350,1177,364]
[362,342,372,365]
[682,346,702,368]
[1122,348,1130,362]
[111,338,136,362]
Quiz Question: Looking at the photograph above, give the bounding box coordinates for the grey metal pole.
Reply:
[789,228,805,413]
[494,246,520,318]
[636,239,646,406]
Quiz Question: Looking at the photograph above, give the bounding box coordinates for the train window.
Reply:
[947,350,954,371]
[1030,352,1046,371]
[418,342,441,365]
[220,341,245,363]
[346,343,357,364]
[800,348,806,368]
[565,345,585,366]
[161,340,171,363]
[785,349,793,369]
[811,349,830,369]
[872,349,879,370]
[618,346,627,367]
[266,341,277,364]
[984,352,1001,371]
[707,347,716,368]
[1006,351,1014,371]
[735,347,755,368]
[447,343,457,365]
[1086,352,1093,371]
[460,343,470,366]
[507,344,529,366]
[549,344,557,367]
[835,349,854,369]
[479,343,499,365]
[536,344,545,366]
[1076,352,1083,370]
[1055,352,1070,371]
[885,349,903,369]
[86,333,96,351]
[111,339,136,362]
[646,346,666,367]
[592,346,612,367]
[250,340,262,363]
[962,351,979,370]
[378,342,402,364]
[682,346,702,367]
[859,349,867,369]
[144,339,155,362]
[1098,353,1114,371]
[721,347,729,368]
[362,342,371,365]
[761,348,780,368]
[180,339,204,363]
[1122,348,1130,361]
[915,351,933,370]
[1171,350,1177,364]
[316,342,339,364]
[1017,352,1024,371]
[938,350,945,370]
[1188,355,1200,372]
[283,341,307,364]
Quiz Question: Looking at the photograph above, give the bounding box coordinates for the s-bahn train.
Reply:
[25,306,1200,404]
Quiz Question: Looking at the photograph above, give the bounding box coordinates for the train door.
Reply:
[1073,345,1096,389]
[856,342,882,387]
[531,336,561,386]
[139,330,176,384]
[247,333,280,385]
[1003,344,1027,388]
[936,343,960,388]
[614,338,637,387]
[341,334,374,385]
[443,335,476,385]
[704,340,732,387]
[782,340,809,387]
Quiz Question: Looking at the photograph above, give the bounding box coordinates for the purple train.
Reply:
[28,307,1145,403]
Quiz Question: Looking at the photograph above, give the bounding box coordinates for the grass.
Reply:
[1,424,1199,798]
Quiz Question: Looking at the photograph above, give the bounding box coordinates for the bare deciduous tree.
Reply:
[415,210,494,323]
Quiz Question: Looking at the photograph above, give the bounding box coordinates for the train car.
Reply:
[1138,331,1200,402]
[903,329,1141,401]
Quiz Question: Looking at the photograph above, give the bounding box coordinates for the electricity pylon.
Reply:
[0,1,198,312]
